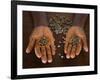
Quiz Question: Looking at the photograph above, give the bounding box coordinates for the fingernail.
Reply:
[66,55,70,59]
[64,50,67,54]
[48,59,52,63]
[76,53,79,56]
[71,55,75,59]
[42,60,46,64]
[37,55,41,58]
[85,48,88,52]
[26,49,30,53]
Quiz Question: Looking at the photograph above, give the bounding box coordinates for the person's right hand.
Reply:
[26,26,56,64]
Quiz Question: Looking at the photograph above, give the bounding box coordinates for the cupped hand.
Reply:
[26,26,55,64]
[64,26,88,59]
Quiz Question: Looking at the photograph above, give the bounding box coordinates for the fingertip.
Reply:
[37,55,41,58]
[70,55,75,59]
[64,45,67,54]
[82,37,88,52]
[64,50,67,54]
[76,52,80,56]
[66,55,70,59]
[48,59,52,63]
[42,60,47,64]
[26,48,30,53]
[84,47,88,52]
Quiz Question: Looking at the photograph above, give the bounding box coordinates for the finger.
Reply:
[41,46,47,64]
[76,42,82,56]
[26,38,35,53]
[77,31,88,52]
[50,42,56,55]
[66,44,72,59]
[75,28,88,52]
[70,45,76,59]
[46,46,52,63]
[34,45,41,58]
[64,40,69,54]
[82,37,88,52]
[64,33,72,54]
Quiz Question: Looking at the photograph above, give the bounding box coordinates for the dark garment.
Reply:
[23,11,89,68]
[30,12,88,28]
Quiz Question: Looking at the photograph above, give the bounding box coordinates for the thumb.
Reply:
[26,38,35,53]
[81,36,88,52]
[76,30,88,52]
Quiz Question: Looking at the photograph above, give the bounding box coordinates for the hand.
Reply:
[26,26,55,64]
[64,26,88,59]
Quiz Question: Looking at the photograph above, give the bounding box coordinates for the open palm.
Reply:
[64,26,88,59]
[26,26,55,64]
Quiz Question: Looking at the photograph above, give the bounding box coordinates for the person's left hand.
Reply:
[64,26,88,59]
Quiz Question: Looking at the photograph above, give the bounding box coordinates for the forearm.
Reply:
[73,14,88,28]
[31,12,48,27]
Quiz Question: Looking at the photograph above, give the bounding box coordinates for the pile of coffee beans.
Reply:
[70,36,80,46]
[49,14,72,35]
[38,36,49,46]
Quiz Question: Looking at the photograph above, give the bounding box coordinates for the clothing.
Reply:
[30,12,88,28]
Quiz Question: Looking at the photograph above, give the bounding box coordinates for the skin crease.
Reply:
[64,26,88,59]
[26,26,88,64]
[26,26,56,64]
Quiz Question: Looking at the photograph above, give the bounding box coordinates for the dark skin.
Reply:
[64,26,88,59]
[26,12,89,63]
[26,26,88,63]
[26,26,56,64]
